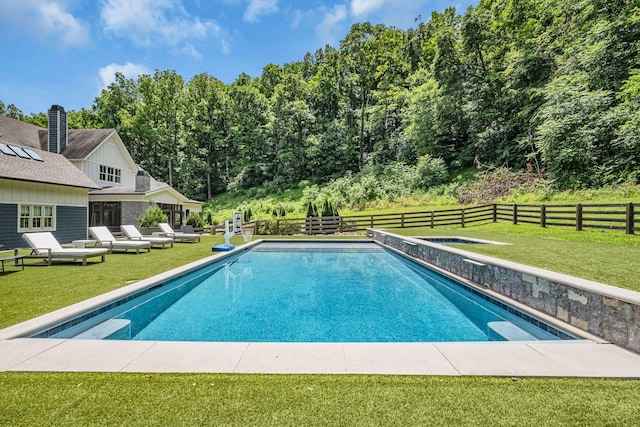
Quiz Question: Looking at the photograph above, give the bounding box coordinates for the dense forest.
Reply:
[2,0,639,204]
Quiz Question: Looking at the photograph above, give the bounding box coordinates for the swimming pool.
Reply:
[33,241,575,343]
[415,236,508,245]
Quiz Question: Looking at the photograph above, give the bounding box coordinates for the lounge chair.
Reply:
[180,225,198,234]
[88,226,151,253]
[121,225,174,249]
[22,232,109,266]
[158,223,200,243]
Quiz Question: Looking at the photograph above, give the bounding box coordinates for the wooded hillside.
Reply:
[3,0,639,202]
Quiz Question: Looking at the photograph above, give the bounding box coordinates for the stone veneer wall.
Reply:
[122,201,153,228]
[371,229,640,353]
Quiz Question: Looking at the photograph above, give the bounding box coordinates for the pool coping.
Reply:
[2,338,640,377]
[2,238,640,377]
[413,236,510,245]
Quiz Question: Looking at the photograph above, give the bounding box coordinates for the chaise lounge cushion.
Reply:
[158,223,200,243]
[22,232,109,265]
[120,225,174,249]
[88,226,151,253]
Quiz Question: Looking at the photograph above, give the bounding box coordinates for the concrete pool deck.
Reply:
[2,339,640,377]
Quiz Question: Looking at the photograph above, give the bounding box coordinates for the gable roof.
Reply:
[89,173,203,205]
[0,144,99,189]
[0,115,43,149]
[0,116,98,189]
[0,115,200,201]
[38,128,115,160]
[0,115,117,160]
[90,174,171,195]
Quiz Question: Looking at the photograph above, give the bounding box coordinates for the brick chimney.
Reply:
[135,170,151,193]
[47,105,68,153]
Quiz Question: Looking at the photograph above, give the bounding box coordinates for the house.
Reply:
[0,106,202,249]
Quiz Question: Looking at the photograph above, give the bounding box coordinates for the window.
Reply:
[89,202,121,228]
[19,205,55,232]
[99,165,122,183]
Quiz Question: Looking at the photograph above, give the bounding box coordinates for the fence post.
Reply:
[401,213,405,228]
[339,216,344,233]
[461,208,465,228]
[626,202,635,235]
[276,219,281,235]
[513,204,518,225]
[430,211,434,228]
[370,215,374,228]
[576,203,583,231]
[540,204,546,228]
[492,204,497,222]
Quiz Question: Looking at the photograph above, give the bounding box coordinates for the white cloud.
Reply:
[100,0,230,53]
[243,0,278,23]
[0,0,90,47]
[182,44,203,60]
[350,0,386,16]
[98,62,149,89]
[317,5,348,42]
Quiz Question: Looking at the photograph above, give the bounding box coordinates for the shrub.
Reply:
[415,155,448,189]
[138,206,168,227]
[243,208,253,222]
[321,199,339,217]
[306,201,319,217]
[185,212,204,228]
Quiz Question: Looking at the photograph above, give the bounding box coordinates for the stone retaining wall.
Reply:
[371,229,640,353]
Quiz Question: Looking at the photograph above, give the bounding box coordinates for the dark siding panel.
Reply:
[55,206,88,243]
[0,204,88,249]
[0,204,20,249]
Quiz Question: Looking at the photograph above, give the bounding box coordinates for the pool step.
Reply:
[75,319,131,340]
[487,321,536,341]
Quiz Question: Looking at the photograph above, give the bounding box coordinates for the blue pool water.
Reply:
[47,242,572,342]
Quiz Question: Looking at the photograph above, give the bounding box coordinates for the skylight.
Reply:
[0,143,45,161]
[0,143,16,156]
[8,145,31,159]
[23,148,44,161]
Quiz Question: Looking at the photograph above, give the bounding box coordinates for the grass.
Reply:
[1,374,639,426]
[1,223,640,425]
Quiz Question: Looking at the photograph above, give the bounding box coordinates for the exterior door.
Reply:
[89,202,122,232]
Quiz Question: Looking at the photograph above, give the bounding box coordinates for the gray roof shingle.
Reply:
[90,175,170,195]
[0,115,99,188]
[38,128,115,160]
[0,115,43,149]
[0,144,99,189]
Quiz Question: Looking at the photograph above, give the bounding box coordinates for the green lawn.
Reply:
[1,374,639,426]
[1,224,639,426]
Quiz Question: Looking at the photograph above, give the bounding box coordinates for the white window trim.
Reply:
[18,204,56,232]
[99,165,122,184]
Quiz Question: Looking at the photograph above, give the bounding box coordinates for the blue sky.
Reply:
[0,0,475,115]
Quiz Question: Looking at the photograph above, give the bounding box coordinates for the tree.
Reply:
[228,80,271,189]
[183,73,231,199]
[269,72,315,184]
[68,108,100,129]
[93,72,140,151]
[535,72,616,188]
[0,101,24,120]
[135,70,185,189]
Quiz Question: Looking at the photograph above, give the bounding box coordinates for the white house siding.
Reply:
[145,192,183,205]
[82,135,136,189]
[184,201,203,215]
[0,179,87,206]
